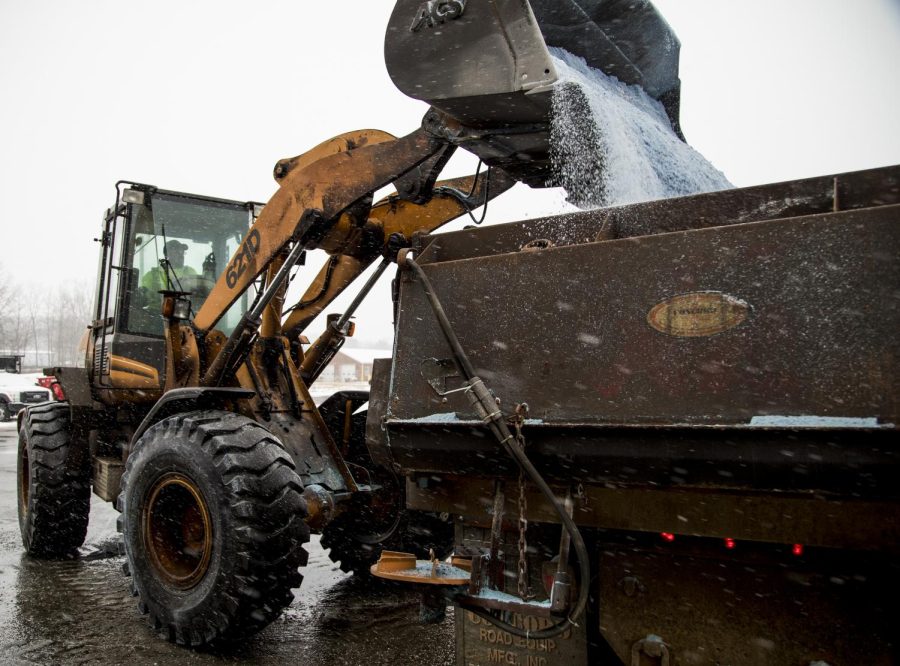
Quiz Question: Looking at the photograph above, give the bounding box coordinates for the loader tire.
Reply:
[317,402,453,574]
[0,399,10,422]
[17,401,91,557]
[118,410,309,647]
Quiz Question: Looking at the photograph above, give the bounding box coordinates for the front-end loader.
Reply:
[18,0,681,646]
[16,1,898,663]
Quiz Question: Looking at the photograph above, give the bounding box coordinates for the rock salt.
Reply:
[548,48,732,209]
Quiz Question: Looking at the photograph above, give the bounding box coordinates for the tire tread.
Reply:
[19,401,90,558]
[119,409,309,646]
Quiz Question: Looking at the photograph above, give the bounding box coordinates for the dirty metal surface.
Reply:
[386,417,899,497]
[405,477,900,552]
[417,164,900,264]
[392,206,899,427]
[456,608,587,666]
[597,544,898,665]
[366,357,395,471]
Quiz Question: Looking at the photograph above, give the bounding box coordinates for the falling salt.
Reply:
[548,48,732,209]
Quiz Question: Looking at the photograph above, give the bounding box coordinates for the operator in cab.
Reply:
[141,239,198,294]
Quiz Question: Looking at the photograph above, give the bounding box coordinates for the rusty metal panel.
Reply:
[597,546,897,665]
[454,523,590,665]
[455,607,588,666]
[387,423,898,497]
[365,358,394,471]
[417,164,900,264]
[406,478,900,551]
[391,206,899,427]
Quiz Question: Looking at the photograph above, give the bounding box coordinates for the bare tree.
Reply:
[0,265,93,368]
[52,281,93,366]
[0,263,23,352]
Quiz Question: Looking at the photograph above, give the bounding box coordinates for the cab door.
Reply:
[89,187,164,404]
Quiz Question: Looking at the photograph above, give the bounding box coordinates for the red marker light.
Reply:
[660,532,675,542]
[792,544,804,556]
[724,538,736,550]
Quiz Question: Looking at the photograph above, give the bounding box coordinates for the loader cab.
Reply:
[89,182,262,400]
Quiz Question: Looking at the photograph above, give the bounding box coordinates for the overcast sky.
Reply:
[2,0,898,343]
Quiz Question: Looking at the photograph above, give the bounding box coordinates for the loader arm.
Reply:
[193,127,444,335]
[282,168,516,338]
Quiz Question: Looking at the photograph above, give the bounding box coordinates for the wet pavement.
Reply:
[0,420,455,665]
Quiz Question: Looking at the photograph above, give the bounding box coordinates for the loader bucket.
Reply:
[385,0,682,185]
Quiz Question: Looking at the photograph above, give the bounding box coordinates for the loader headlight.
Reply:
[122,189,145,205]
[162,295,192,321]
[173,298,192,321]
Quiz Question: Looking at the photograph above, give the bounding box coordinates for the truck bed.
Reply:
[369,164,900,549]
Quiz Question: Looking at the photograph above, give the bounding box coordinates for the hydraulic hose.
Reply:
[403,253,590,639]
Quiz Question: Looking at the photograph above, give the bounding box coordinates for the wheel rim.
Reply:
[142,473,213,590]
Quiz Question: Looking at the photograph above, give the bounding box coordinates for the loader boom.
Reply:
[193,128,436,334]
[186,124,514,390]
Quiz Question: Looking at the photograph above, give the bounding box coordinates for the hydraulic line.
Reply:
[333,257,391,333]
[403,253,589,639]
[202,239,308,386]
[299,257,392,384]
[288,255,339,312]
[463,161,491,225]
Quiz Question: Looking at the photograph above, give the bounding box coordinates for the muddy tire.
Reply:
[317,397,452,575]
[118,410,309,647]
[17,401,91,557]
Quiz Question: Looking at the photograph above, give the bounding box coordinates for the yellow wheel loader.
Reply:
[16,0,898,662]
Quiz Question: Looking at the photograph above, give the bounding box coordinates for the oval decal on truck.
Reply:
[647,291,750,338]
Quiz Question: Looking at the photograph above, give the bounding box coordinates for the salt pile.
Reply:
[548,48,732,208]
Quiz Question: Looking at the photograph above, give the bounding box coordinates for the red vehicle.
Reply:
[35,376,65,401]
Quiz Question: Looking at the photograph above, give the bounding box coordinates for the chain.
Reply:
[513,403,530,601]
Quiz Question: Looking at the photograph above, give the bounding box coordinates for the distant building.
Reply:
[0,350,53,372]
[317,348,390,383]
[0,354,24,373]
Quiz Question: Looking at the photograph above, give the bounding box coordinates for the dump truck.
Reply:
[373,163,900,665]
[16,1,898,664]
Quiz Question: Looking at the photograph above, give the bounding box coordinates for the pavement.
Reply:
[0,419,455,665]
